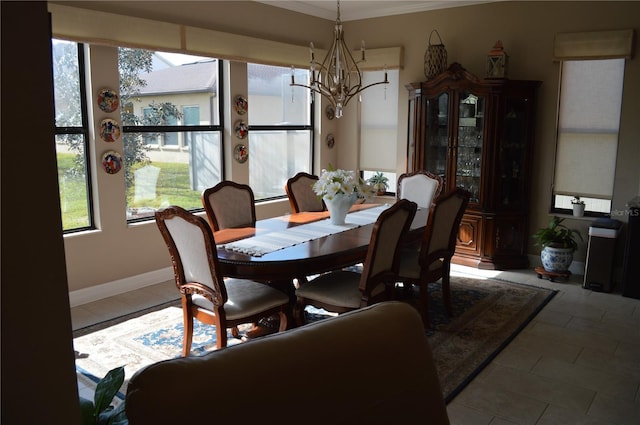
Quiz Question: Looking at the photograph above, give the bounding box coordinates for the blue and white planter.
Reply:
[540,246,574,273]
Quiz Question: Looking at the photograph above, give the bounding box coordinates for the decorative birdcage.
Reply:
[424,30,448,80]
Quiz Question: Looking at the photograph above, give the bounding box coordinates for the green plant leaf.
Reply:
[93,366,125,416]
[79,397,97,425]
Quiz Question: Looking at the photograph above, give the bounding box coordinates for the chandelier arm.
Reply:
[341,80,390,107]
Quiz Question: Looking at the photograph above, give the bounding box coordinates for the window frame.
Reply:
[550,58,624,218]
[53,40,94,233]
[246,63,315,202]
[122,58,225,223]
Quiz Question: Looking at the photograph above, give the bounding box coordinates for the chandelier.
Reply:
[290,0,389,119]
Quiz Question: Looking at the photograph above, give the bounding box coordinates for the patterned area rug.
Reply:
[74,275,555,403]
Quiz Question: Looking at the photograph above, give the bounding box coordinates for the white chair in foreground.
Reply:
[155,205,290,355]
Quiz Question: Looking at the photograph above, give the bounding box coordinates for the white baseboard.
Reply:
[69,267,174,307]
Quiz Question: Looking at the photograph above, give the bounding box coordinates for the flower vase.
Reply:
[324,194,357,225]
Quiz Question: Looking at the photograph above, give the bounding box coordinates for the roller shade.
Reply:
[553,59,624,199]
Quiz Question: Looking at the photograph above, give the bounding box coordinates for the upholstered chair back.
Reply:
[202,181,256,231]
[420,188,470,267]
[156,206,226,305]
[359,199,418,293]
[397,170,443,209]
[286,172,324,213]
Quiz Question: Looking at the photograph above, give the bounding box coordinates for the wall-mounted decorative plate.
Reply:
[326,133,335,148]
[234,144,248,163]
[234,95,248,115]
[101,150,123,174]
[99,118,121,142]
[325,105,335,120]
[234,120,248,139]
[97,88,119,113]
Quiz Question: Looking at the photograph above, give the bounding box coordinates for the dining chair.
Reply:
[395,187,470,328]
[155,206,290,355]
[293,199,418,325]
[285,172,325,213]
[201,180,256,231]
[397,170,444,209]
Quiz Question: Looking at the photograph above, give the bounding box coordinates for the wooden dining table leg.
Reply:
[245,279,296,338]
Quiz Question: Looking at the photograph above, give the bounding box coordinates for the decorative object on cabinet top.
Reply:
[486,40,509,79]
[424,30,448,80]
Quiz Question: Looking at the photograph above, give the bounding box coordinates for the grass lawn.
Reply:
[57,152,202,230]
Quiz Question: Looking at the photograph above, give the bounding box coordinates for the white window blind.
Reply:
[554,59,624,199]
[359,69,399,172]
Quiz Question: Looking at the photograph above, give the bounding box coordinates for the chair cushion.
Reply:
[295,271,385,309]
[192,279,288,320]
[398,248,444,281]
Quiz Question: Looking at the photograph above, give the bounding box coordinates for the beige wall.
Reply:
[54,1,640,296]
[343,1,640,264]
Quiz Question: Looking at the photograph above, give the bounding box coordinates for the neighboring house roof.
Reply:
[136,59,218,96]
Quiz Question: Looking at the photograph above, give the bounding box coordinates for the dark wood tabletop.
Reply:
[214,203,429,282]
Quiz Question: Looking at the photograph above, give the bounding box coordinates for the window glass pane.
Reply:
[125,131,222,220]
[362,170,397,195]
[247,64,310,125]
[119,48,223,220]
[52,39,91,232]
[52,40,82,127]
[247,63,312,200]
[249,130,311,200]
[56,134,90,229]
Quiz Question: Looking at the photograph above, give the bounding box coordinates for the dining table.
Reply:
[214,202,430,298]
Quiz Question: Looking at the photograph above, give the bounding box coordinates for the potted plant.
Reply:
[532,216,583,273]
[79,366,128,425]
[367,172,389,196]
[571,195,585,217]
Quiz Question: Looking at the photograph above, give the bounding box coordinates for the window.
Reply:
[52,39,92,232]
[119,49,223,221]
[360,69,399,194]
[552,59,625,215]
[247,63,313,200]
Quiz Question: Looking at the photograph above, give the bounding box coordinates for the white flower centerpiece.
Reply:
[313,168,374,225]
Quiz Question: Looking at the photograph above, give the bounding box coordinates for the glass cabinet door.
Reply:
[424,92,449,186]
[498,96,529,207]
[455,92,484,203]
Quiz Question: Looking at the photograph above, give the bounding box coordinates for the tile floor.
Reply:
[71,265,640,424]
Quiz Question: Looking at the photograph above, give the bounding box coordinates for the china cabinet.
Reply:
[407,63,540,269]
